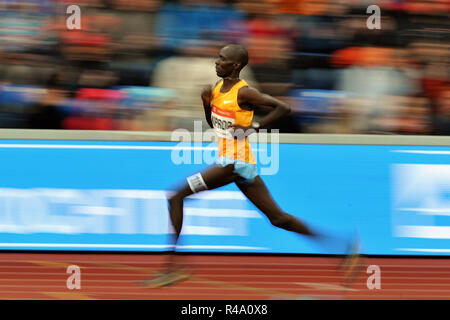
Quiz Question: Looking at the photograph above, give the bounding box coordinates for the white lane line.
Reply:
[392,150,450,155]
[0,144,216,151]
[0,243,266,250]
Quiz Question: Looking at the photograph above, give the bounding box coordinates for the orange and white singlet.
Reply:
[211,79,256,165]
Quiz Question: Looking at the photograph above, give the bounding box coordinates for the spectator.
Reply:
[0,0,447,135]
[237,0,294,96]
[28,74,66,129]
[433,88,450,135]
[154,0,246,55]
[335,47,421,133]
[109,0,162,86]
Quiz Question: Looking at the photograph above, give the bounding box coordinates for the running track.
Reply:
[0,253,449,300]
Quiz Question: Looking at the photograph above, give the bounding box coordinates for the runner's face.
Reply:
[215,48,236,78]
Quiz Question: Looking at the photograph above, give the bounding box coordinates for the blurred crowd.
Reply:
[0,0,448,134]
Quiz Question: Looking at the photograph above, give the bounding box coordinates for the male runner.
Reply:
[143,44,360,288]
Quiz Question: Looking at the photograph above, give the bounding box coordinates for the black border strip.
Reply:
[0,249,449,259]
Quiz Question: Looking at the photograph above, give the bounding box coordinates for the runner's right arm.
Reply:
[201,86,213,128]
[201,81,220,129]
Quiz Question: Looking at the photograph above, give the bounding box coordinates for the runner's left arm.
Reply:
[237,87,291,130]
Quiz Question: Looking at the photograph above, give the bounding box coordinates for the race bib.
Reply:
[211,105,235,138]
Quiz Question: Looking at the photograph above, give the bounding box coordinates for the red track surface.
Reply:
[0,253,449,300]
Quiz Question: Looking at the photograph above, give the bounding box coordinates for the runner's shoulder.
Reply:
[238,86,261,100]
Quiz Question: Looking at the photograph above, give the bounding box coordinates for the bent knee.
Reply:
[169,191,187,203]
[269,213,292,228]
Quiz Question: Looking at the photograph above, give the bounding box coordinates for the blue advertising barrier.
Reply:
[0,139,448,255]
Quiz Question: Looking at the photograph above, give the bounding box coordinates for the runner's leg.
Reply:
[235,176,317,236]
[236,176,351,253]
[168,164,241,245]
[236,175,361,285]
[141,164,241,287]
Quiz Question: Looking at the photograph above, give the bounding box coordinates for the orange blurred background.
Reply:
[0,0,448,134]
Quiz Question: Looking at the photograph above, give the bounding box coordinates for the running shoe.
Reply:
[140,269,191,288]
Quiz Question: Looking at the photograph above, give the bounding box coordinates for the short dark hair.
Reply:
[224,44,249,71]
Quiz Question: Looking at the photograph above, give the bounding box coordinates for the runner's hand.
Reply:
[229,124,255,140]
